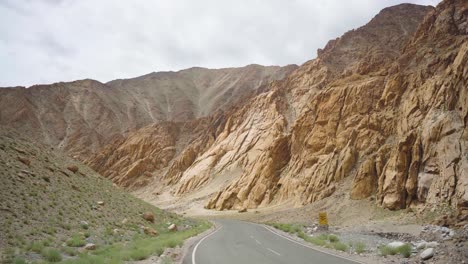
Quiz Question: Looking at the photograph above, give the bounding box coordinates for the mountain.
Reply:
[0,64,296,158]
[85,0,467,220]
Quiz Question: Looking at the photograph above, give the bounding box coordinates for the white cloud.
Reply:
[0,0,441,87]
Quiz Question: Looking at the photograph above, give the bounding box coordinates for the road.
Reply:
[183,219,360,264]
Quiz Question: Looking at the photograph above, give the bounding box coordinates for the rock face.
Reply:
[1,1,467,220]
[0,65,296,158]
[159,1,464,214]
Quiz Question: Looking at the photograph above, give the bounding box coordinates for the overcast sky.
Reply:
[1,0,441,87]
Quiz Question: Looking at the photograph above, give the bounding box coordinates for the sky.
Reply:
[0,0,441,87]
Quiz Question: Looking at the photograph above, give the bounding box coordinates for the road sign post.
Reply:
[318,212,329,231]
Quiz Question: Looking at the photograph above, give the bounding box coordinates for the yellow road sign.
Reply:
[318,212,328,226]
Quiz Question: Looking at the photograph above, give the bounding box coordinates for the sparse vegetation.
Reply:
[354,242,366,254]
[41,248,62,262]
[268,223,347,252]
[13,257,27,264]
[28,241,45,253]
[333,242,348,252]
[66,234,86,247]
[379,243,412,258]
[328,234,339,243]
[270,223,303,234]
[0,131,211,263]
[61,221,210,263]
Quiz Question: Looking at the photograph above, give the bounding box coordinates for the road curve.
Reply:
[183,219,360,264]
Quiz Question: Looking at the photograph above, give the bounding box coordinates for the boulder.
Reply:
[420,248,434,260]
[143,226,158,236]
[238,208,247,213]
[168,224,177,232]
[67,165,79,173]
[416,241,427,250]
[17,156,30,166]
[84,243,96,250]
[97,201,105,206]
[142,212,155,223]
[387,241,406,248]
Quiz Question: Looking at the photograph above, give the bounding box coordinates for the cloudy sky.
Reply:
[1,0,440,87]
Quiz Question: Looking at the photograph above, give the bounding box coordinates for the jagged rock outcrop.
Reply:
[174,1,466,214]
[0,65,296,158]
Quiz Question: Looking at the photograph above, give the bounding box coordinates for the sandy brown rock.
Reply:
[142,212,155,223]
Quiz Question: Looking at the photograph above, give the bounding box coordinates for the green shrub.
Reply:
[13,257,27,264]
[333,242,348,252]
[29,241,45,253]
[129,248,151,260]
[297,231,307,240]
[355,242,366,254]
[66,234,86,247]
[379,245,398,256]
[41,248,62,262]
[166,238,179,248]
[63,247,78,256]
[379,244,411,257]
[271,223,303,234]
[305,236,327,246]
[317,234,329,241]
[396,244,412,258]
[328,235,339,242]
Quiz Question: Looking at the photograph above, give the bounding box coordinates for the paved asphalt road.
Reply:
[183,219,360,264]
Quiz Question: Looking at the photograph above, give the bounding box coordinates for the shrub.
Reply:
[63,247,78,256]
[271,223,303,234]
[333,242,348,252]
[396,244,412,258]
[379,244,412,257]
[305,236,327,246]
[379,245,398,256]
[129,248,151,260]
[166,238,179,248]
[66,234,86,247]
[13,257,27,264]
[29,241,45,253]
[355,242,366,254]
[317,234,329,241]
[41,248,62,262]
[328,235,339,243]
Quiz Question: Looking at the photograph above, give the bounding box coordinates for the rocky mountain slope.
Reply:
[85,0,467,220]
[0,128,208,263]
[0,65,296,158]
